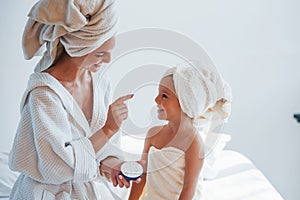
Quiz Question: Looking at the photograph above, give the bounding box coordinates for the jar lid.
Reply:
[120,161,143,181]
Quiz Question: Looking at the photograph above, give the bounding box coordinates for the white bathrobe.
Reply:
[9,70,123,199]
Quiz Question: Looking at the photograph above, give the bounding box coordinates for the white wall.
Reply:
[0,1,36,150]
[1,0,299,199]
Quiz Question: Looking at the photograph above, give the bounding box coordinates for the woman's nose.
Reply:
[102,53,111,63]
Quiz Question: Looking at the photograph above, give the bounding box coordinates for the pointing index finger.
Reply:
[115,94,134,104]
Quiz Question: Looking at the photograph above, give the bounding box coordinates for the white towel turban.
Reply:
[163,61,232,126]
[22,0,117,72]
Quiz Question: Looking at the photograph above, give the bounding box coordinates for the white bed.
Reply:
[0,141,284,200]
[204,150,284,200]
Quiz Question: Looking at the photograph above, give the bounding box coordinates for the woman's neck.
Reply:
[46,52,88,82]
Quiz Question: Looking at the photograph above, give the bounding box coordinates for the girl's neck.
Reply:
[167,114,194,134]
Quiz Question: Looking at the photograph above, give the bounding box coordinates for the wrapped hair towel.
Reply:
[164,61,232,122]
[22,0,117,72]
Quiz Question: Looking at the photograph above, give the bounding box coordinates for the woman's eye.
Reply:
[95,52,105,58]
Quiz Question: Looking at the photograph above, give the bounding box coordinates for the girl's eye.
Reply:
[162,94,168,99]
[95,52,106,58]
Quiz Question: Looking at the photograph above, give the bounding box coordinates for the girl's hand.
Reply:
[102,94,134,137]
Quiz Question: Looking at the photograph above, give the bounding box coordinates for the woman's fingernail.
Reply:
[118,175,123,180]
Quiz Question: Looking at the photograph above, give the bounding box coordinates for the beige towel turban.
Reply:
[163,61,232,126]
[22,0,117,72]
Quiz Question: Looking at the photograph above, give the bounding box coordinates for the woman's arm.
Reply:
[99,156,128,186]
[92,94,136,187]
[90,94,134,152]
[9,87,98,184]
[179,135,204,200]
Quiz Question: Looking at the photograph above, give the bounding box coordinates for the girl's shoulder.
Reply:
[145,125,167,147]
[147,125,165,137]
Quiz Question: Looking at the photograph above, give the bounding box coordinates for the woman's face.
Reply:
[82,36,116,72]
[155,76,182,121]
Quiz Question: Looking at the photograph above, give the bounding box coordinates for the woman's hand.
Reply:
[110,164,142,188]
[100,157,141,188]
[102,94,134,137]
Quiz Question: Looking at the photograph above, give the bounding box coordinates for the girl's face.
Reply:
[81,36,115,72]
[155,76,182,121]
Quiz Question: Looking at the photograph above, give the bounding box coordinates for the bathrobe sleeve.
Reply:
[95,74,124,162]
[9,86,98,184]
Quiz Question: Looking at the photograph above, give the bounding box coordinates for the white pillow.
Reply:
[0,152,19,197]
[200,133,231,180]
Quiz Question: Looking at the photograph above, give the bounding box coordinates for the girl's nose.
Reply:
[155,95,160,104]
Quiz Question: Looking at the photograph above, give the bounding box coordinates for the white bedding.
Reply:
[0,149,284,200]
[204,150,284,200]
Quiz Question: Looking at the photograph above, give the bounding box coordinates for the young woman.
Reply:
[9,0,139,199]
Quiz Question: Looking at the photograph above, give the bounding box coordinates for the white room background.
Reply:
[1,0,299,199]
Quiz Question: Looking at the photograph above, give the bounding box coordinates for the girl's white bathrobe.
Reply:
[8,71,123,199]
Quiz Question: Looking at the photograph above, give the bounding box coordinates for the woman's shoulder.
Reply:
[26,73,70,99]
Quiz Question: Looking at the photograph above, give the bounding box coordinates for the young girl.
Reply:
[128,61,231,200]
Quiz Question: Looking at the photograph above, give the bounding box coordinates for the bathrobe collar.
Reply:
[20,72,93,137]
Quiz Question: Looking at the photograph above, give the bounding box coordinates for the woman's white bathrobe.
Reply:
[9,71,123,199]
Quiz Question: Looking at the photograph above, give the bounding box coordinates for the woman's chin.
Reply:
[89,64,102,72]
